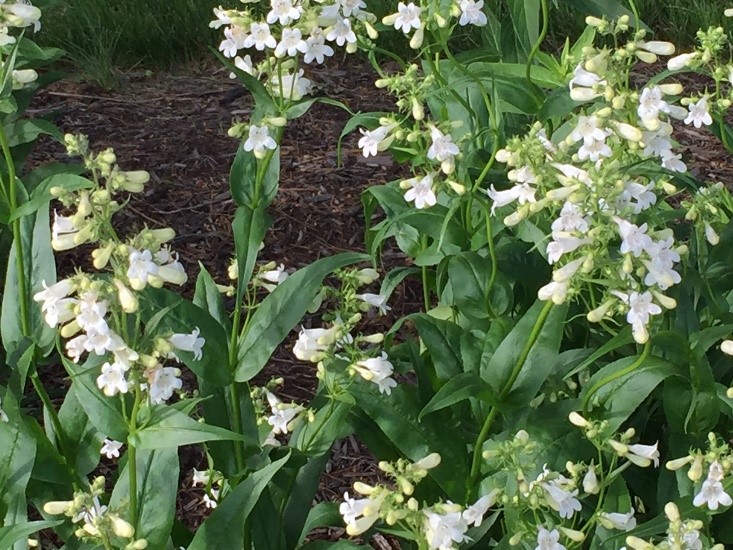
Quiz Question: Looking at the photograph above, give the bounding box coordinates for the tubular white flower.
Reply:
[542,481,582,519]
[127,249,158,290]
[535,527,566,550]
[147,365,183,404]
[355,293,391,315]
[423,510,470,549]
[353,352,397,395]
[100,438,123,459]
[404,173,437,209]
[721,340,733,356]
[389,2,421,33]
[693,478,732,510]
[599,510,637,530]
[639,41,675,56]
[169,327,205,361]
[667,52,698,71]
[244,125,277,159]
[340,492,383,535]
[684,97,713,128]
[459,0,487,26]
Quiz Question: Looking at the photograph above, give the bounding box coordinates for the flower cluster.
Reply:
[487,17,733,343]
[666,433,733,513]
[250,380,309,445]
[625,502,724,550]
[191,467,227,510]
[33,136,204,406]
[357,66,467,210]
[43,477,148,549]
[381,0,488,50]
[340,453,496,548]
[291,267,397,395]
[213,0,377,102]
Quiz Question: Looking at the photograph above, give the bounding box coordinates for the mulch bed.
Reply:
[24,56,733,547]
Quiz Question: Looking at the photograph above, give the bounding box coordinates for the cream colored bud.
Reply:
[130,541,149,550]
[662,181,677,195]
[652,292,676,310]
[268,117,287,127]
[570,87,601,102]
[111,515,135,538]
[640,41,675,55]
[613,121,642,142]
[721,340,733,356]
[569,411,589,427]
[353,481,375,495]
[92,243,114,270]
[407,497,419,511]
[662,456,688,470]
[139,354,158,369]
[411,97,424,121]
[356,268,379,284]
[560,527,585,542]
[116,280,140,314]
[398,478,414,495]
[100,150,117,164]
[688,455,703,481]
[447,180,466,195]
[659,83,683,95]
[382,13,399,25]
[361,333,385,344]
[125,170,150,186]
[625,536,654,550]
[43,500,72,515]
[663,501,680,522]
[27,539,38,548]
[77,192,92,216]
[585,16,604,27]
[410,14,429,39]
[150,228,175,243]
[509,532,523,546]
[414,453,441,470]
[364,21,378,40]
[60,321,81,338]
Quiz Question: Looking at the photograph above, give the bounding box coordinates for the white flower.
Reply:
[609,440,660,467]
[100,439,123,459]
[624,293,662,344]
[267,0,301,25]
[577,138,612,162]
[293,327,330,361]
[244,125,277,158]
[390,2,421,33]
[326,17,356,46]
[546,232,590,264]
[232,55,255,77]
[304,31,334,64]
[538,280,569,305]
[542,481,582,519]
[568,64,606,101]
[614,218,653,257]
[462,493,495,527]
[427,126,459,162]
[192,469,211,487]
[678,527,703,550]
[693,477,732,510]
[169,327,205,361]
[355,293,390,315]
[97,361,130,397]
[353,353,397,395]
[637,86,670,124]
[33,279,77,328]
[257,263,288,291]
[551,203,590,233]
[127,249,158,290]
[423,510,470,550]
[358,125,391,157]
[269,69,311,100]
[582,466,599,494]
[340,0,366,17]
[600,510,637,530]
[643,238,681,290]
[667,52,698,71]
[459,0,487,26]
[51,211,81,251]
[245,23,277,51]
[210,6,232,29]
[487,183,535,214]
[535,527,566,550]
[340,492,381,535]
[404,173,437,209]
[266,391,304,435]
[661,151,687,173]
[219,25,247,58]
[620,181,657,214]
[684,97,713,129]
[569,115,608,144]
[275,27,307,58]
[203,488,219,509]
[147,366,182,404]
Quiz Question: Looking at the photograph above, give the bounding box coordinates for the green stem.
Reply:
[0,123,30,336]
[525,0,550,85]
[228,383,246,472]
[128,390,142,527]
[582,340,651,413]
[420,234,430,311]
[468,300,554,488]
[628,0,641,32]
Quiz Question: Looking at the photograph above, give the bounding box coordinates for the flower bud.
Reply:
[688,455,703,480]
[364,21,378,40]
[509,532,523,546]
[60,321,81,338]
[414,453,441,470]
[560,527,585,542]
[111,515,135,538]
[43,500,72,515]
[409,24,425,49]
[150,228,175,244]
[92,243,114,270]
[411,97,424,121]
[353,481,375,495]
[640,41,675,55]
[663,501,680,522]
[569,411,589,427]
[356,268,379,284]
[583,467,599,494]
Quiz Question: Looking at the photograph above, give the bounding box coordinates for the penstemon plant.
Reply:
[5,0,733,549]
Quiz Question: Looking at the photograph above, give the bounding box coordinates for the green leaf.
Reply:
[4,118,61,148]
[193,263,230,331]
[65,358,128,442]
[481,301,568,406]
[229,146,281,209]
[232,205,271,305]
[298,502,342,545]
[188,453,290,550]
[0,521,62,548]
[300,542,370,550]
[130,406,244,449]
[235,252,368,382]
[412,315,481,379]
[441,252,493,320]
[281,453,331,548]
[111,448,179,549]
[140,287,232,386]
[10,173,94,222]
[58,390,102,477]
[419,372,497,420]
[351,383,468,501]
[292,400,352,457]
[1,196,55,351]
[590,356,677,431]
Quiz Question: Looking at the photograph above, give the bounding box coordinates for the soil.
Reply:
[24,57,733,548]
